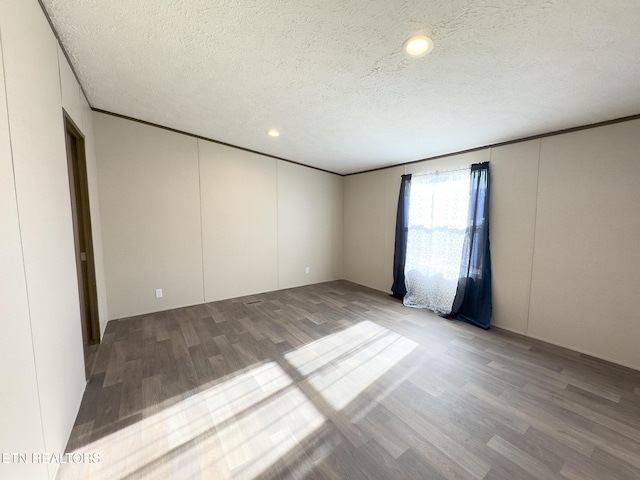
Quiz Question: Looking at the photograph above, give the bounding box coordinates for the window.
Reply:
[404,168,470,313]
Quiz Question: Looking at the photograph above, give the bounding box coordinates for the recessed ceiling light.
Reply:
[404,35,434,57]
[267,129,280,137]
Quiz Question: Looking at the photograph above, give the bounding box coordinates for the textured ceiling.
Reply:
[42,0,640,174]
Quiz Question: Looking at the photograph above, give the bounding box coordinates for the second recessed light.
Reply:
[404,35,434,57]
[267,129,280,137]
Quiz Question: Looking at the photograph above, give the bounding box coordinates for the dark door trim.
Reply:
[64,111,100,376]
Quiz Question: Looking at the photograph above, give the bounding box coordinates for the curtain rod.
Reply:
[410,166,471,177]
[408,161,489,178]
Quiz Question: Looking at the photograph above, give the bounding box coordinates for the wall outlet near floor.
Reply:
[155,288,163,298]
[305,267,310,274]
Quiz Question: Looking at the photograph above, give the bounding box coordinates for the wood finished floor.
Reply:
[57,281,640,480]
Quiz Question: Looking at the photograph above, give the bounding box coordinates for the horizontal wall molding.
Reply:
[346,113,640,176]
[94,107,640,179]
[38,0,640,180]
[92,108,341,177]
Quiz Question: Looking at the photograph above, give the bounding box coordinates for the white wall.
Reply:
[277,161,344,288]
[0,1,107,479]
[94,113,344,319]
[344,166,403,293]
[489,140,540,334]
[343,120,640,370]
[200,141,279,302]
[94,114,204,319]
[528,121,640,369]
[0,26,49,480]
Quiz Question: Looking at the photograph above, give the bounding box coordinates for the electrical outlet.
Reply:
[155,288,163,298]
[305,267,310,274]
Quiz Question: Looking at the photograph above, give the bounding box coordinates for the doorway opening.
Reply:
[64,111,100,379]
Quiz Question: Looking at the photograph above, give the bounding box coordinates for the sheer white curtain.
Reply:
[403,168,470,313]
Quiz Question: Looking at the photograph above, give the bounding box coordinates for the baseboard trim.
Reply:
[492,325,640,372]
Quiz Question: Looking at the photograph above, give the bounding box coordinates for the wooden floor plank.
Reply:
[57,281,640,480]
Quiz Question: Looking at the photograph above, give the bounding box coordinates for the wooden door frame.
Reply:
[64,111,100,351]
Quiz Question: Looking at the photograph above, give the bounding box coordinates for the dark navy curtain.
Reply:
[391,174,412,299]
[451,162,492,328]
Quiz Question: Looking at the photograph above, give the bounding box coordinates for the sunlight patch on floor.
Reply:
[285,321,419,410]
[58,362,325,480]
